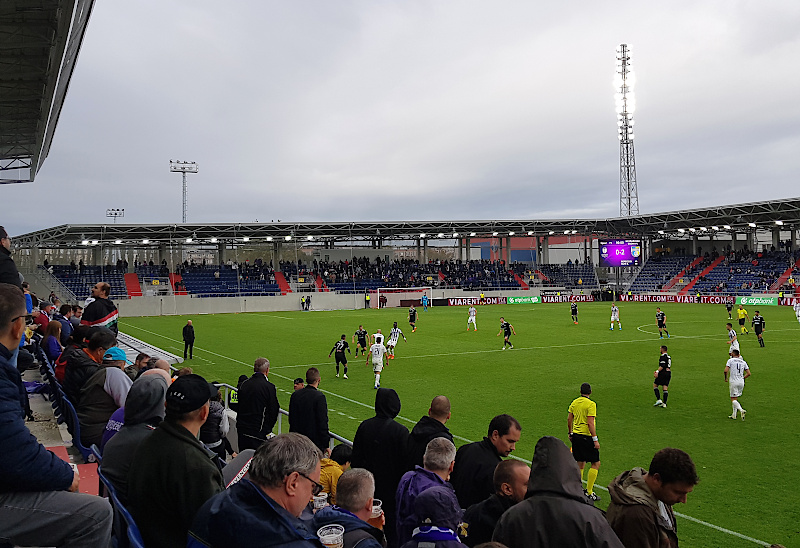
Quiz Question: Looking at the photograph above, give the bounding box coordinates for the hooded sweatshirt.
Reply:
[351,388,410,547]
[101,375,168,505]
[493,436,624,548]
[606,467,679,548]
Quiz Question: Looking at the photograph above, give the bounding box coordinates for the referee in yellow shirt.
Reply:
[568,383,601,501]
[737,304,749,335]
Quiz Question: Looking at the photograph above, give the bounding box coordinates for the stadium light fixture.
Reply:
[700,227,707,232]
[284,236,291,241]
[748,222,756,228]
[170,160,198,223]
[711,226,719,231]
[469,232,476,237]
[677,229,685,233]
[688,228,696,233]
[142,239,150,244]
[81,240,89,245]
[548,231,555,235]
[508,231,515,236]
[114,239,122,244]
[492,232,498,236]
[210,238,218,243]
[723,225,731,230]
[307,236,314,241]
[265,236,272,242]
[658,230,664,235]
[527,231,534,236]
[420,233,426,238]
[563,230,570,235]
[186,238,192,243]
[242,237,250,242]
[775,220,784,226]
[437,232,444,238]
[571,230,578,234]
[453,232,459,238]
[616,43,638,217]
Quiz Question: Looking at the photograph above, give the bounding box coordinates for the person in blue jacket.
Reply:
[0,282,113,547]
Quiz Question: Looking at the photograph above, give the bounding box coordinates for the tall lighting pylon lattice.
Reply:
[169,160,198,223]
[615,44,638,216]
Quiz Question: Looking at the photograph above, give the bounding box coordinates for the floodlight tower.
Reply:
[615,44,638,216]
[169,160,198,223]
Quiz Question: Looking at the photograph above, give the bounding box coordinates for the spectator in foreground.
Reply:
[352,387,410,548]
[62,327,116,405]
[0,282,113,547]
[450,414,522,508]
[54,324,90,383]
[76,346,133,447]
[396,437,459,546]
[320,443,352,504]
[406,395,453,470]
[189,432,322,547]
[401,485,463,548]
[124,351,150,381]
[101,371,169,504]
[0,228,22,288]
[128,374,224,548]
[289,367,330,452]
[199,390,231,462]
[606,447,699,548]
[492,436,623,547]
[460,460,531,547]
[312,468,387,548]
[237,357,280,451]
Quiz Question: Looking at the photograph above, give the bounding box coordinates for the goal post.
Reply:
[374,287,433,308]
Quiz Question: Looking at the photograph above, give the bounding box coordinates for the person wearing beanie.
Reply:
[128,373,224,548]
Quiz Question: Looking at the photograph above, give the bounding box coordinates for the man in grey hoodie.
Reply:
[101,371,169,505]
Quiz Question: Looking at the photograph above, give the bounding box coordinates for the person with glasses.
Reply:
[0,226,22,288]
[0,283,113,547]
[189,433,323,547]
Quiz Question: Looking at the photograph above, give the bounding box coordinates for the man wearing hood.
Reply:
[606,448,698,548]
[405,395,453,471]
[400,485,463,548]
[492,436,623,547]
[101,370,169,505]
[352,388,410,548]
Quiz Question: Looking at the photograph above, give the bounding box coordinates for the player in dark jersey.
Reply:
[653,345,671,408]
[352,325,369,356]
[497,317,516,349]
[570,302,578,324]
[725,302,733,320]
[655,307,670,339]
[408,305,418,332]
[751,310,766,347]
[328,334,351,379]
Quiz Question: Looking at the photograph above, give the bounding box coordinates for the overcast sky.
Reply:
[5,0,800,235]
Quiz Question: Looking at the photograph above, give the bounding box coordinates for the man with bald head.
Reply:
[183,319,195,360]
[406,395,453,470]
[237,357,279,451]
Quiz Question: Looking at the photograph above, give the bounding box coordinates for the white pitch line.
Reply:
[247,314,295,320]
[121,323,770,544]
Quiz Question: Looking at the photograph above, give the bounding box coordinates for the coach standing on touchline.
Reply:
[183,320,195,360]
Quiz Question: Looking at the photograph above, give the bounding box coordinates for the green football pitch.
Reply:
[121,301,799,547]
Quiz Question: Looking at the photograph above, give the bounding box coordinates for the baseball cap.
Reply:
[166,374,218,413]
[104,346,133,364]
[294,378,304,385]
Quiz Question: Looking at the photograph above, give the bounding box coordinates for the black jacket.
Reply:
[450,437,501,509]
[183,324,195,342]
[288,384,329,451]
[460,493,515,547]
[0,246,21,288]
[492,436,623,547]
[405,415,453,471]
[236,373,280,445]
[62,347,100,405]
[352,388,409,548]
[80,297,119,335]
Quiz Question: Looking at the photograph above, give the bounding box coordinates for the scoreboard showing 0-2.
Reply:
[599,239,642,268]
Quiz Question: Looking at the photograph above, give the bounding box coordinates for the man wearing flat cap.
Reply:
[128,373,224,548]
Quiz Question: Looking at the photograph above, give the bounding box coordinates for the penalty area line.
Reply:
[120,324,770,545]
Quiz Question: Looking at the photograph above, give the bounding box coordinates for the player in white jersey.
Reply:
[724,349,750,420]
[794,301,800,324]
[467,306,477,331]
[367,339,388,389]
[610,305,622,330]
[386,322,406,360]
[725,322,739,356]
[372,329,384,346]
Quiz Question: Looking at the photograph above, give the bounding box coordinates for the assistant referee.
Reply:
[568,382,601,501]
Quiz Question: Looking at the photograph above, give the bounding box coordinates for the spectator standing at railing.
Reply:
[81,282,118,335]
[237,357,279,451]
[289,367,331,453]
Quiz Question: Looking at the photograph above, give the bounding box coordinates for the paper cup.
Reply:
[371,498,383,518]
[317,524,344,548]
[313,493,328,510]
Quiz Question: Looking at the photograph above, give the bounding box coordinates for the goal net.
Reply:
[374,287,433,308]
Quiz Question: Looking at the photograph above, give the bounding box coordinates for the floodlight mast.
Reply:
[169,160,198,223]
[615,44,639,216]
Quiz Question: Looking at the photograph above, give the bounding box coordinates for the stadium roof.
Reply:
[11,197,800,249]
[0,0,94,184]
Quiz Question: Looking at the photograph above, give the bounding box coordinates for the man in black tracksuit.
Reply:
[236,357,279,451]
[182,320,195,360]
